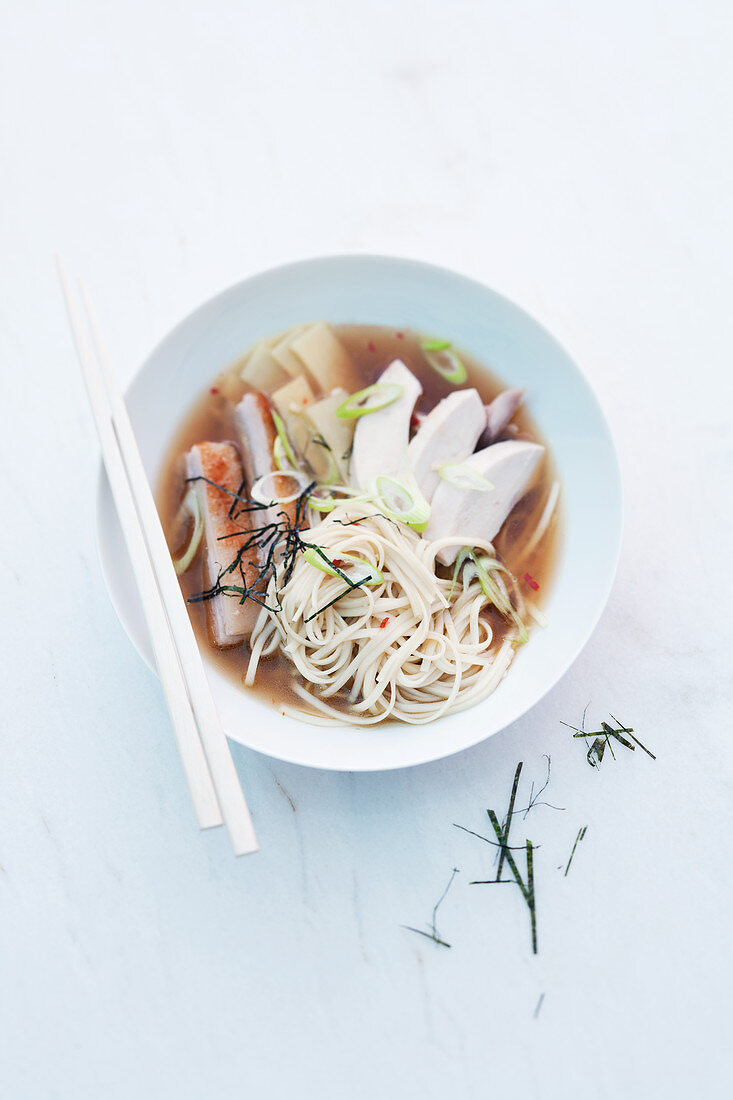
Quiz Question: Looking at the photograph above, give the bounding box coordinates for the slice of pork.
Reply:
[349,359,423,489]
[186,442,260,646]
[408,388,485,502]
[425,440,544,565]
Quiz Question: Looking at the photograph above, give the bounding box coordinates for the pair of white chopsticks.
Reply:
[58,260,258,856]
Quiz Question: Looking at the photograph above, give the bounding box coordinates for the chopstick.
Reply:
[58,260,259,856]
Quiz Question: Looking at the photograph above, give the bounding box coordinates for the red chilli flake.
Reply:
[523,572,540,591]
[380,617,390,629]
[210,386,219,395]
[396,331,404,339]
[367,341,377,352]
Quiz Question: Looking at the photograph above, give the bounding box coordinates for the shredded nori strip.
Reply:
[453,822,534,852]
[303,578,368,623]
[228,476,248,520]
[465,766,540,953]
[586,737,606,767]
[497,762,523,879]
[610,714,656,759]
[564,826,588,876]
[563,711,656,766]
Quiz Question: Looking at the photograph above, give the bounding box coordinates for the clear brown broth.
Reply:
[157,325,561,717]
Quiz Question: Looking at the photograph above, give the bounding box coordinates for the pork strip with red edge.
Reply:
[185,441,261,646]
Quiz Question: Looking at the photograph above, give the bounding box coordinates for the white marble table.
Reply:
[2,3,731,1097]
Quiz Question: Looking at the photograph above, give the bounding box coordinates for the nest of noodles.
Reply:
[246,500,531,726]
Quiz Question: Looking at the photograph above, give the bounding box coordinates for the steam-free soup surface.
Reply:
[157,325,560,715]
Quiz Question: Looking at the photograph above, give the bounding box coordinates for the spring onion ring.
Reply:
[437,464,494,491]
[251,470,313,506]
[373,474,431,532]
[420,338,452,352]
[420,340,467,385]
[302,547,383,586]
[336,383,404,419]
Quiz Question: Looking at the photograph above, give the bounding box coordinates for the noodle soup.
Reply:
[158,324,560,725]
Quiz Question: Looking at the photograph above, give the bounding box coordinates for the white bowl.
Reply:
[97,255,622,771]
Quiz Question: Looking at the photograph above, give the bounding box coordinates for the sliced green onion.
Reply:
[173,488,204,575]
[449,546,473,598]
[318,452,341,486]
[302,547,383,586]
[374,474,431,532]
[420,337,452,352]
[272,410,298,468]
[273,436,291,471]
[251,470,312,506]
[307,492,340,513]
[471,554,514,620]
[422,342,467,385]
[453,546,529,643]
[305,437,340,486]
[336,383,403,419]
[437,464,494,492]
[307,486,369,513]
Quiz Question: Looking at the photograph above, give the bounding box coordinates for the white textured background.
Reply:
[1,2,732,1098]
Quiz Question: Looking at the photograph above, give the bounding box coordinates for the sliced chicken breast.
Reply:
[408,388,485,501]
[349,359,423,488]
[426,440,545,565]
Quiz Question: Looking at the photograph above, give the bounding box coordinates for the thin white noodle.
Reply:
[521,480,560,559]
[246,501,533,725]
[525,600,549,629]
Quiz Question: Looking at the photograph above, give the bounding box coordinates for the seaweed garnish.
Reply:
[303,578,368,623]
[600,721,634,751]
[564,826,588,876]
[188,473,384,626]
[452,822,534,854]
[586,737,606,768]
[533,993,545,1019]
[497,761,523,880]
[610,714,656,759]
[459,766,540,954]
[227,476,248,520]
[186,477,316,614]
[402,868,459,949]
[470,809,538,954]
[525,839,536,953]
[562,710,655,766]
[184,474,268,514]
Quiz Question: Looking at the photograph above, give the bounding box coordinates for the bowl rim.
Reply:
[96,252,623,771]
